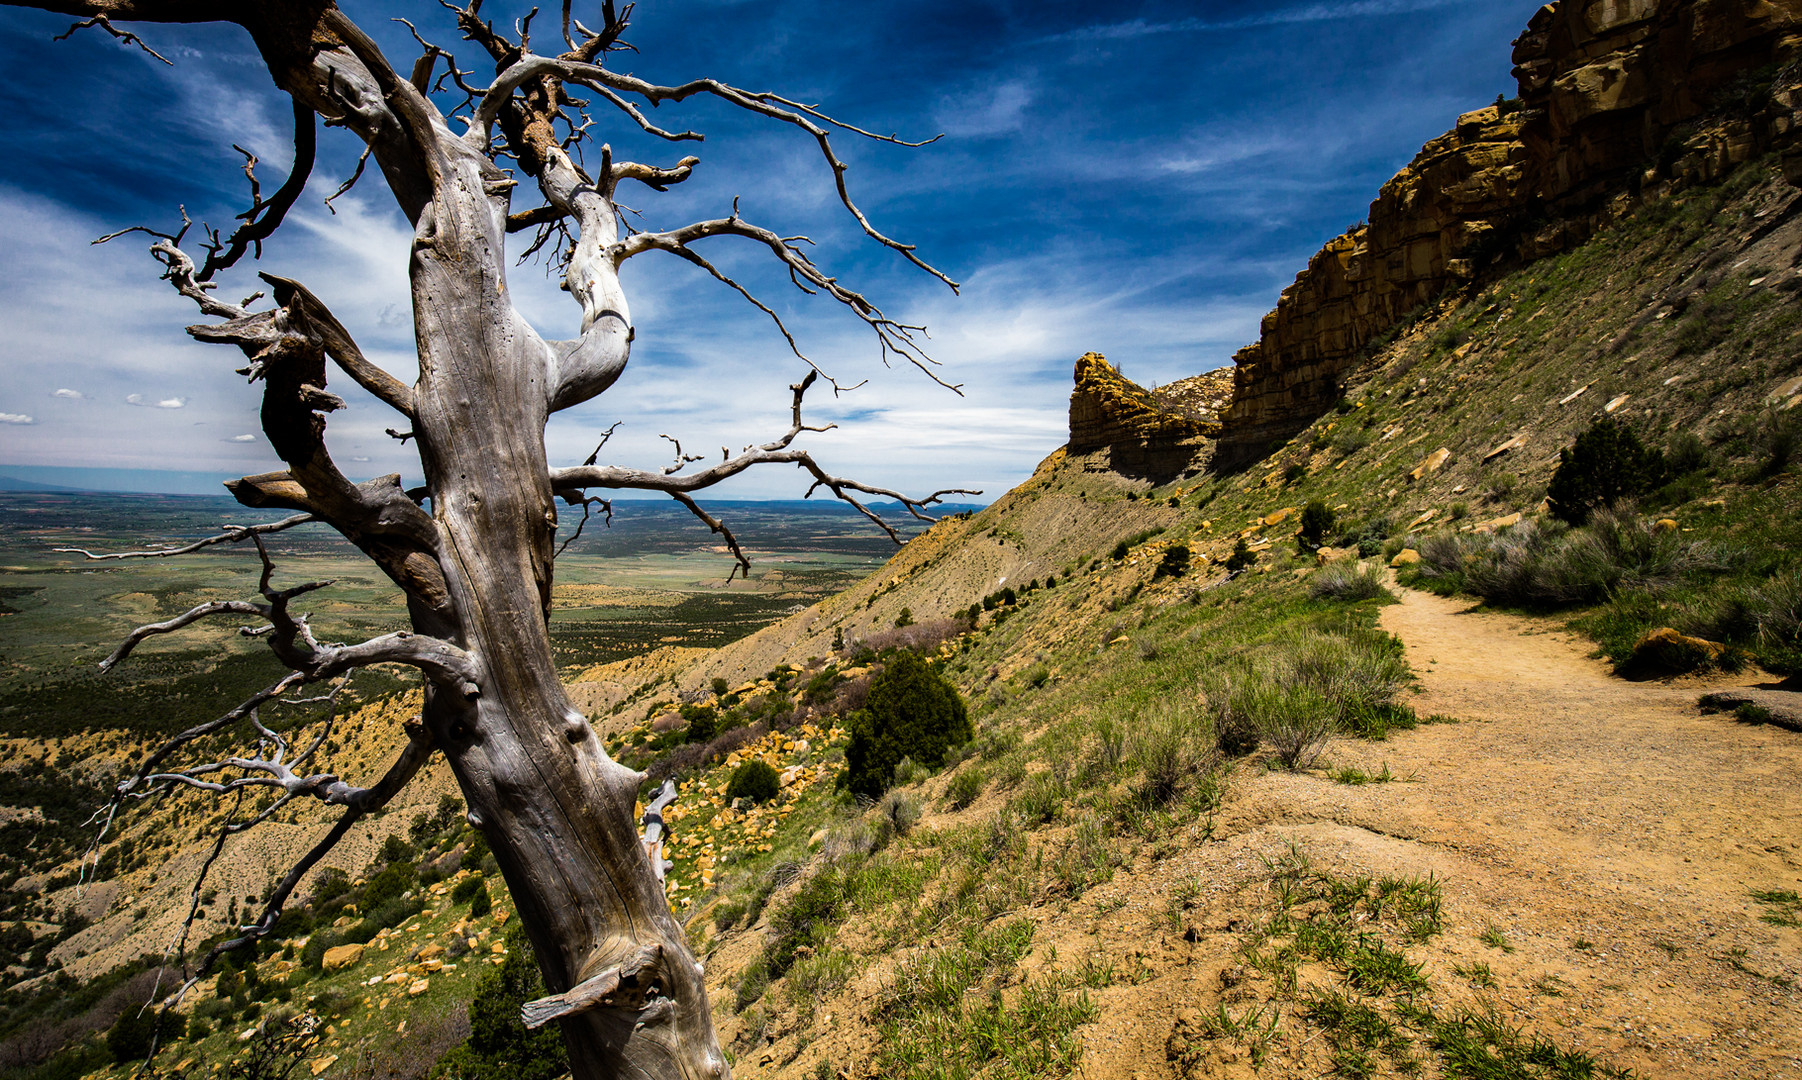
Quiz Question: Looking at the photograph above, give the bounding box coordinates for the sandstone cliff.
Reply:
[1215,0,1802,463]
[1066,352,1227,478]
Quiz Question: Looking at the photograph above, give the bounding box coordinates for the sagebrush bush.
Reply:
[843,652,971,799]
[1410,510,1733,608]
[1310,562,1389,602]
[1547,416,1669,524]
[1127,703,1218,806]
[944,766,986,810]
[1203,624,1414,758]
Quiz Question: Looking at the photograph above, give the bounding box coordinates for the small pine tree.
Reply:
[1153,545,1191,579]
[1547,416,1668,524]
[843,652,971,799]
[1298,500,1335,547]
[894,607,914,628]
[727,760,780,803]
[1226,537,1255,572]
[435,925,567,1080]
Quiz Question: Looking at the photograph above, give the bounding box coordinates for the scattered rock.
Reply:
[321,943,364,971]
[1605,394,1630,413]
[1389,549,1422,567]
[1409,447,1451,481]
[1483,433,1529,461]
[1473,511,1522,533]
[308,1056,338,1076]
[1261,507,1298,527]
[1653,518,1679,533]
[1407,508,1438,530]
[1558,383,1591,405]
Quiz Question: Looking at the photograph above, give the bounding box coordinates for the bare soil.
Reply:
[727,583,1802,1080]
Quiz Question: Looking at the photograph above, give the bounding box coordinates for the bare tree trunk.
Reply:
[25,4,969,1078]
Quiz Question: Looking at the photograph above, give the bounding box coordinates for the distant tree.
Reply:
[26,3,978,1075]
[1547,417,1668,524]
[844,653,971,798]
[895,607,915,628]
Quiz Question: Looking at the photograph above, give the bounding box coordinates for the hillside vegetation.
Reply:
[9,49,1802,1080]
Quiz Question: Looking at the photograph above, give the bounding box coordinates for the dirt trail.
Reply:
[1326,585,1802,1076]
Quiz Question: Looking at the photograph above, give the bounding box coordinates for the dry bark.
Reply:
[20,5,972,1078]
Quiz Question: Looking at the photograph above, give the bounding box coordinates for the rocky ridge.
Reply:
[1066,353,1227,479]
[1215,0,1802,463]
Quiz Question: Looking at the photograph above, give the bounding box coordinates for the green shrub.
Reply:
[1299,501,1335,547]
[1128,703,1216,806]
[945,767,986,810]
[1154,545,1191,579]
[843,652,972,799]
[1547,416,1669,525]
[1284,463,1308,485]
[1310,563,1389,602]
[1226,537,1255,573]
[360,860,416,910]
[727,760,781,804]
[1411,511,1731,608]
[451,873,487,904]
[433,925,567,1080]
[107,1004,184,1062]
[680,702,719,744]
[895,607,915,628]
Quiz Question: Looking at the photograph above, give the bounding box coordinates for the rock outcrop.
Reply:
[1215,0,1802,465]
[1066,353,1223,478]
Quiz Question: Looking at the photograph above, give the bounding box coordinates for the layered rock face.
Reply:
[1215,0,1802,465]
[1067,353,1224,478]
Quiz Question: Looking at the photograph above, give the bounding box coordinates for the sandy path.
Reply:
[1324,585,1802,1076]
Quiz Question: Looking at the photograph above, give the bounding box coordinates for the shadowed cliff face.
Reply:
[1215,0,1802,466]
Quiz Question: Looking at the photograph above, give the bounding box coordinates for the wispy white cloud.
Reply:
[226,433,256,442]
[935,79,1035,138]
[0,413,34,425]
[127,394,187,409]
[1049,0,1471,42]
[50,388,84,399]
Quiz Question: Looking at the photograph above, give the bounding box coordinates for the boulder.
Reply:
[321,943,364,971]
[1628,627,1727,675]
[1389,549,1422,567]
[1653,518,1679,533]
[1483,434,1529,461]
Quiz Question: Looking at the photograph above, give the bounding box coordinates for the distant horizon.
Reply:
[0,464,991,506]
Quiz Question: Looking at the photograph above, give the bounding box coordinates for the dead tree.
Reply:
[21,4,971,1078]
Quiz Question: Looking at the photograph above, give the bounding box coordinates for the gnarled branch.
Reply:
[54,512,315,561]
[552,372,979,558]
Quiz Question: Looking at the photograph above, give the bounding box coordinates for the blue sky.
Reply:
[0,0,1538,500]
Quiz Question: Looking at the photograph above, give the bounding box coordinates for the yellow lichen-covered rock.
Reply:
[1389,549,1422,567]
[321,943,364,970]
